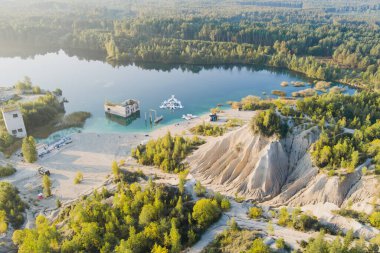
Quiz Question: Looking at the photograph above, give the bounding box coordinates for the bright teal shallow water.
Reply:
[0,50,354,134]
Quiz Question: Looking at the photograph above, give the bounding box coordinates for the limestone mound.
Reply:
[188,124,378,212]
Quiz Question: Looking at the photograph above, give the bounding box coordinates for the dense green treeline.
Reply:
[1,9,380,89]
[13,180,224,253]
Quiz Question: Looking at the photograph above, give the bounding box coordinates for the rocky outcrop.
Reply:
[188,124,378,212]
[188,125,288,200]
[188,125,320,201]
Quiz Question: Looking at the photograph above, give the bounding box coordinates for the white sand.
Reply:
[4,109,251,214]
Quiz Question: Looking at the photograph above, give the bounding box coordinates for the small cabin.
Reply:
[104,99,140,118]
[1,106,27,138]
[209,113,218,122]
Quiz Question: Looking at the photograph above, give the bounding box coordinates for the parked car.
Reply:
[38,167,50,176]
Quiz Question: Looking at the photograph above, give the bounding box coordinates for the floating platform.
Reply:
[160,95,183,110]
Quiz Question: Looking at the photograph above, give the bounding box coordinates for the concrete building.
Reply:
[104,99,140,118]
[1,106,27,138]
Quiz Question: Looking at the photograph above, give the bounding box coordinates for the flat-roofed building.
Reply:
[1,106,27,138]
[104,99,140,118]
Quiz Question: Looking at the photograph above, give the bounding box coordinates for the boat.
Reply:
[160,95,183,110]
[182,114,198,120]
[104,99,140,118]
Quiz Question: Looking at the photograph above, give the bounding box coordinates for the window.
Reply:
[13,113,18,118]
[18,128,23,132]
[12,130,17,135]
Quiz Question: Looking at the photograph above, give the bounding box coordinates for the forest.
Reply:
[12,179,226,253]
[297,91,380,173]
[0,1,379,89]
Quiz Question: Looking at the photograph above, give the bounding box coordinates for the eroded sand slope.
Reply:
[188,125,378,212]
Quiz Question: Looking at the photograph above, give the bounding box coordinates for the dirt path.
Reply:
[187,200,323,253]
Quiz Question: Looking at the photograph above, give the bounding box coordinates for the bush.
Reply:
[248,207,262,219]
[112,161,120,177]
[278,207,290,226]
[247,238,270,253]
[220,198,231,211]
[0,164,16,178]
[233,96,273,111]
[224,118,243,128]
[73,172,84,184]
[275,238,286,249]
[369,212,380,229]
[190,122,225,137]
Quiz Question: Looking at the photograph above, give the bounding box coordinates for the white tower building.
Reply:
[1,106,27,138]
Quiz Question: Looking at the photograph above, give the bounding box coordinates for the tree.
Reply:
[192,199,221,229]
[43,175,52,197]
[278,207,289,226]
[178,170,188,195]
[194,181,206,197]
[304,232,329,253]
[170,219,181,253]
[112,161,120,177]
[152,244,168,253]
[139,204,157,226]
[22,136,37,163]
[12,215,60,253]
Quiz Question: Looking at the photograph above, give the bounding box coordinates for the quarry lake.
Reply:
[0,50,354,133]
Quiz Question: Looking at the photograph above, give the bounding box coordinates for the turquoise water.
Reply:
[0,50,354,134]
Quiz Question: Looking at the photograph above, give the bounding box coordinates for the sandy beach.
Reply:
[2,109,252,215]
[0,108,258,251]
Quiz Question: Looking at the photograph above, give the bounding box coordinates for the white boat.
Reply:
[182,114,198,120]
[160,95,183,110]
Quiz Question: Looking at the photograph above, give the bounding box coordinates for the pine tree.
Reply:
[169,219,181,253]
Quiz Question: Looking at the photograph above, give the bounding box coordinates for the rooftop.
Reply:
[1,105,20,113]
